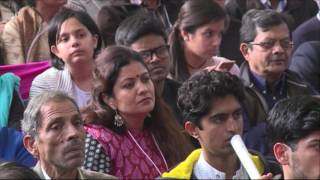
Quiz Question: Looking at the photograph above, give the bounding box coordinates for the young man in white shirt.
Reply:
[161,71,278,179]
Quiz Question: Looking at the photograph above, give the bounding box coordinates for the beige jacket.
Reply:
[1,6,50,64]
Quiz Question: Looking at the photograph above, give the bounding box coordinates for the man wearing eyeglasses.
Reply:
[115,11,183,125]
[238,9,316,156]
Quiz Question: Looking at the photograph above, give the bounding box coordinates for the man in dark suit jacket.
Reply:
[292,1,320,53]
[289,41,320,93]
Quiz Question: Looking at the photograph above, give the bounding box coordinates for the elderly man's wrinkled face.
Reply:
[34,100,85,171]
[243,23,292,78]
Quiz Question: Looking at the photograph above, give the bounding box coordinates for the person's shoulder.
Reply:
[285,69,317,94]
[293,16,319,36]
[85,124,121,142]
[294,41,320,56]
[303,41,320,50]
[80,168,117,179]
[36,67,61,77]
[30,67,62,90]
[285,69,308,82]
[0,127,21,142]
[165,78,181,88]
[14,6,39,21]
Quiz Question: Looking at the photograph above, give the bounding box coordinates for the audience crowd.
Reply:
[0,0,319,179]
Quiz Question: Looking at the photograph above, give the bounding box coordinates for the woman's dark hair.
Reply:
[115,11,167,46]
[48,8,102,70]
[169,0,226,82]
[83,46,193,167]
[0,161,40,179]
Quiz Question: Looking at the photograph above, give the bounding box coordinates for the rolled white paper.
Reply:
[230,134,261,179]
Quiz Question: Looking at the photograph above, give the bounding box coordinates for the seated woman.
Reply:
[82,46,193,179]
[29,8,102,108]
[1,0,66,64]
[169,0,240,82]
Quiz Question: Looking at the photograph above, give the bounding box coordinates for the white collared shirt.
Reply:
[317,11,320,21]
[193,152,249,179]
[41,167,51,180]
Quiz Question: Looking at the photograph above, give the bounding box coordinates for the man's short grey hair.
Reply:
[21,91,79,139]
[240,9,289,43]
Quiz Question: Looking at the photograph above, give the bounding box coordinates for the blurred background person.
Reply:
[70,0,184,48]
[225,0,318,32]
[1,0,66,64]
[96,4,140,47]
[291,0,320,53]
[0,161,40,179]
[289,41,320,93]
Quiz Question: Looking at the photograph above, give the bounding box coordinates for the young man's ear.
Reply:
[240,43,250,62]
[185,121,199,139]
[23,135,39,159]
[273,142,290,165]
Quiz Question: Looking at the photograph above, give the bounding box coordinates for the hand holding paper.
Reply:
[230,134,261,179]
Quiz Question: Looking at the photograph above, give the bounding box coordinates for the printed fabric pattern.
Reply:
[84,124,168,179]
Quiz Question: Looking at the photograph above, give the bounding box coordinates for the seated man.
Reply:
[267,95,320,179]
[161,71,279,179]
[21,91,116,179]
[239,9,317,155]
[115,11,183,124]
